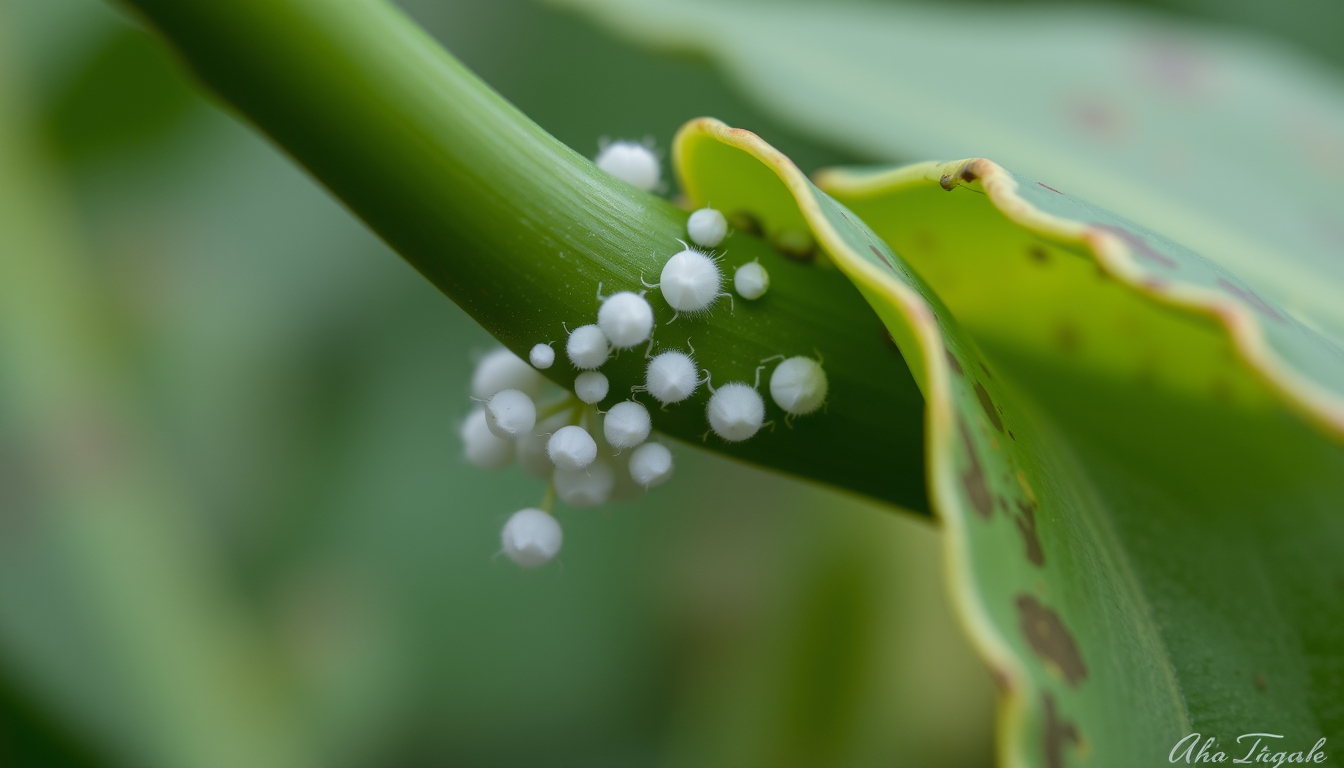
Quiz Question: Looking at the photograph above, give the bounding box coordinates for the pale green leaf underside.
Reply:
[551,0,1344,419]
[674,119,1344,768]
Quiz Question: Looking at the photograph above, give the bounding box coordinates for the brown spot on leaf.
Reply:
[945,347,964,376]
[1039,182,1064,195]
[958,421,994,519]
[1029,246,1050,263]
[960,167,978,182]
[1014,500,1045,566]
[975,382,1005,432]
[1255,673,1267,691]
[868,244,893,269]
[1216,278,1285,323]
[979,361,993,379]
[1017,595,1087,687]
[881,327,899,351]
[1043,693,1081,768]
[939,173,955,191]
[1009,430,1016,441]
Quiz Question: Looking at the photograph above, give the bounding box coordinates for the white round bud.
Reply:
[547,425,597,471]
[687,207,728,248]
[574,371,609,404]
[554,460,615,508]
[706,382,766,442]
[594,140,660,192]
[472,347,545,399]
[517,411,569,478]
[461,408,514,470]
[597,291,654,348]
[629,442,673,488]
[566,324,610,370]
[734,261,770,300]
[769,356,828,415]
[603,401,651,449]
[529,343,555,369]
[483,388,536,439]
[644,351,699,405]
[501,508,562,567]
[660,247,722,313]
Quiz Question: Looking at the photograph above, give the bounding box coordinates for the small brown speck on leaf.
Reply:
[1014,500,1045,566]
[945,348,964,376]
[882,327,900,351]
[1255,673,1267,691]
[1039,182,1064,195]
[975,382,1005,432]
[961,167,978,182]
[958,421,994,519]
[868,244,894,269]
[1017,595,1087,686]
[979,362,993,378]
[1043,693,1081,768]
[1009,430,1017,441]
[939,173,955,191]
[1029,246,1050,263]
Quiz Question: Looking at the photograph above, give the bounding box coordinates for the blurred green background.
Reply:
[0,0,1338,766]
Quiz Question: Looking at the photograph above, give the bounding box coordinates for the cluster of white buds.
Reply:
[459,152,828,568]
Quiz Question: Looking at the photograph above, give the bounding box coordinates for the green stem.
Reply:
[120,0,928,511]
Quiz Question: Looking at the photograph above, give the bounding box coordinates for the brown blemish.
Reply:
[939,173,955,191]
[979,362,993,378]
[1043,693,1081,768]
[1255,673,1267,691]
[958,421,994,519]
[960,167,978,182]
[867,244,894,269]
[945,347,964,375]
[1029,246,1050,263]
[1014,500,1045,566]
[728,210,763,237]
[1039,182,1064,195]
[1009,430,1017,441]
[1092,223,1178,269]
[1016,595,1087,687]
[1216,278,1285,323]
[975,382,1005,432]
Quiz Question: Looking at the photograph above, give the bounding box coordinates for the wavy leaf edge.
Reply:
[672,116,1342,768]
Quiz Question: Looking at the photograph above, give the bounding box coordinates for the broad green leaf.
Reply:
[673,119,1344,766]
[552,0,1344,387]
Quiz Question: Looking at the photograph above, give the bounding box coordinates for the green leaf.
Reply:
[551,0,1344,378]
[673,119,1344,766]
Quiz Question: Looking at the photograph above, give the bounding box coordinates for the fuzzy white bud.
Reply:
[603,401,651,449]
[598,291,654,348]
[706,383,766,442]
[628,442,673,488]
[547,425,597,471]
[644,351,699,404]
[517,411,569,478]
[484,388,536,439]
[566,324,610,370]
[687,207,728,248]
[660,247,722,313]
[501,508,562,567]
[769,357,828,415]
[472,347,545,399]
[594,140,660,192]
[574,371,609,404]
[529,343,555,369]
[734,261,770,300]
[461,408,514,470]
[554,460,615,508]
